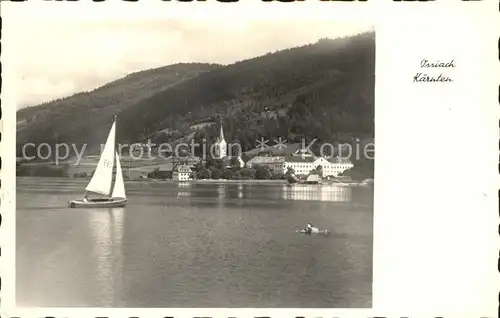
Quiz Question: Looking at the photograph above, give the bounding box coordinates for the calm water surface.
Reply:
[17,177,373,308]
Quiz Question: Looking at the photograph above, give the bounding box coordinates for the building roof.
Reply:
[173,164,192,173]
[215,118,225,143]
[130,163,173,172]
[219,122,225,141]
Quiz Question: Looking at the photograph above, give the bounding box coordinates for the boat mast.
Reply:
[109,114,118,198]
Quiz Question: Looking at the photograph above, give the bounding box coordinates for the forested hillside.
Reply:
[118,32,375,152]
[17,32,375,158]
[17,63,221,155]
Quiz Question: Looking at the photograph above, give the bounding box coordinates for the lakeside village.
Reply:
[17,124,374,186]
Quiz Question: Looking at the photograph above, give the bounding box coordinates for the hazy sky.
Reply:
[5,2,373,109]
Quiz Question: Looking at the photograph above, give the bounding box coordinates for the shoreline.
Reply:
[15,176,287,183]
[16,176,372,187]
[193,179,288,184]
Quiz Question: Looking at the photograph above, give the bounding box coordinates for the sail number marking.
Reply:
[103,159,113,168]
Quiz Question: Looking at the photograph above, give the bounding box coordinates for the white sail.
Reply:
[85,121,116,196]
[111,152,126,199]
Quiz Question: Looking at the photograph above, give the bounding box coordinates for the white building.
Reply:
[222,156,246,168]
[172,164,193,181]
[245,150,354,178]
[245,156,285,172]
[282,151,316,176]
[323,156,354,177]
[283,150,353,178]
[214,122,227,159]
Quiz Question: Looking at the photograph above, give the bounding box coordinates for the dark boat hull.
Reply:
[68,198,127,208]
[296,229,329,236]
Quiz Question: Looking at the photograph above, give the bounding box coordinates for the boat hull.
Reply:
[68,198,127,208]
[296,229,329,236]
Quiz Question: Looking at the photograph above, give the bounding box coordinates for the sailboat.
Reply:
[68,116,127,208]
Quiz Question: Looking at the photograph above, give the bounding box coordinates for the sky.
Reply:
[4,2,373,109]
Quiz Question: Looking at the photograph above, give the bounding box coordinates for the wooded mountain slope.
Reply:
[17,32,375,157]
[17,63,220,154]
[118,32,375,152]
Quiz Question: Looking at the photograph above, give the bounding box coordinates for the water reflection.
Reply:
[87,208,125,306]
[237,184,244,199]
[17,179,373,308]
[178,182,191,189]
[177,182,192,198]
[217,184,225,208]
[111,208,124,306]
[282,184,352,202]
[220,184,245,200]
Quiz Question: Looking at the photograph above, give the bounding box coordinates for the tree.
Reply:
[193,161,204,172]
[229,156,241,170]
[241,153,251,164]
[314,165,323,177]
[206,157,223,170]
[233,170,242,180]
[222,169,233,180]
[339,158,373,180]
[255,165,272,180]
[211,168,222,180]
[148,168,160,179]
[271,172,284,180]
[196,167,211,179]
[240,167,256,180]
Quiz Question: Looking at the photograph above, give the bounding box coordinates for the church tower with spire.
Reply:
[215,119,227,159]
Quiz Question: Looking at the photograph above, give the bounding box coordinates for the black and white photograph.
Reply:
[14,11,374,308]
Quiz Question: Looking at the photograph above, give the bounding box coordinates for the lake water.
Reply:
[16,177,373,308]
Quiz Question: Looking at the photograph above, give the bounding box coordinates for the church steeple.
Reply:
[215,117,227,159]
[219,121,225,142]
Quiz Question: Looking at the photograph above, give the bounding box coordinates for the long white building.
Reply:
[245,150,353,178]
[245,156,285,170]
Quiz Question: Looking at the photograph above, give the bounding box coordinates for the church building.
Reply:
[214,122,227,159]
